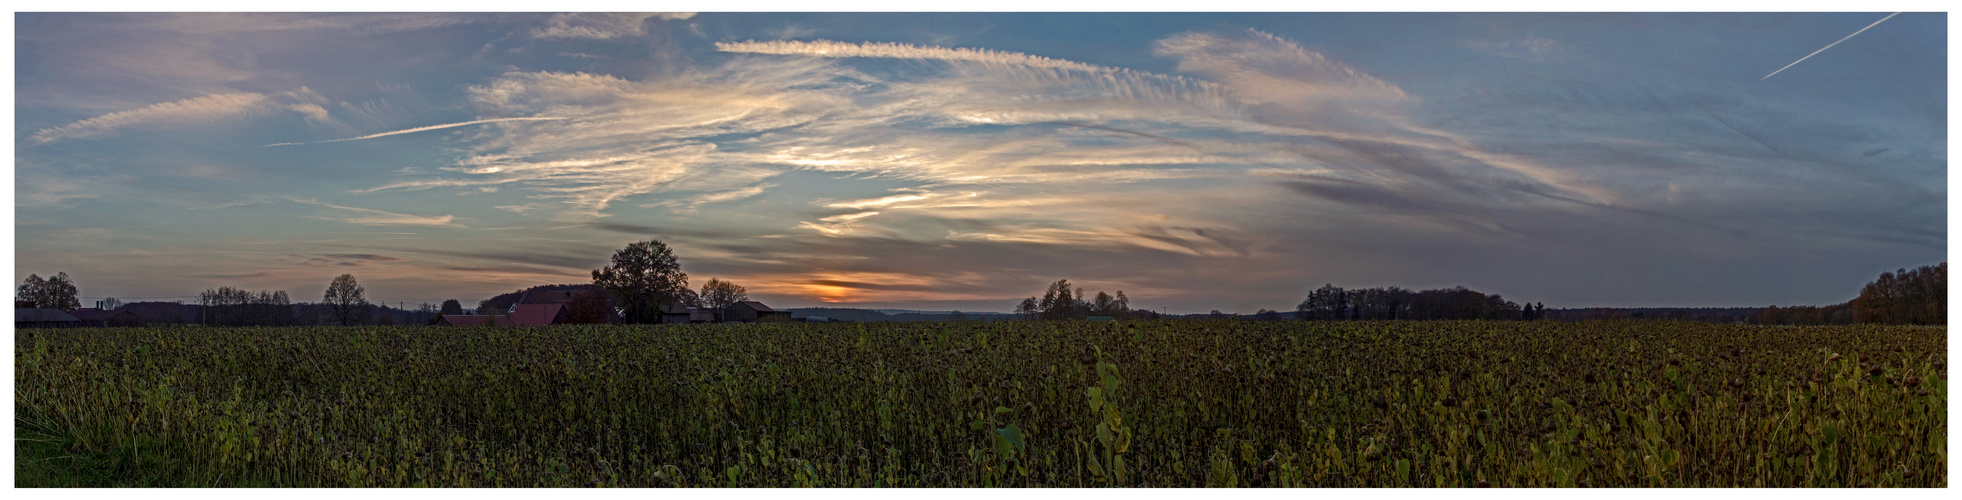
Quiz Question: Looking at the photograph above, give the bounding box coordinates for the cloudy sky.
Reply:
[12,12,1947,313]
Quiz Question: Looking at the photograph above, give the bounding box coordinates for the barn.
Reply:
[724,301,792,323]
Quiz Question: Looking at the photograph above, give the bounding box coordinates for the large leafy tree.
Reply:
[323,274,370,326]
[592,240,689,324]
[699,278,749,322]
[15,272,80,311]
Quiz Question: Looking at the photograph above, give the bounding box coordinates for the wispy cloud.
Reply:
[531,13,692,39]
[31,89,329,144]
[287,197,463,227]
[1466,37,1568,62]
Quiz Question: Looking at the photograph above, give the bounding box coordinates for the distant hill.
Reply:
[786,307,1017,322]
[477,284,607,314]
[1543,307,1760,323]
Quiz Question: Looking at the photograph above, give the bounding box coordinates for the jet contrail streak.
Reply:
[1762,12,1900,80]
[263,116,566,147]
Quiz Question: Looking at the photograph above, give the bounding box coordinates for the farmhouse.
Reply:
[16,308,82,328]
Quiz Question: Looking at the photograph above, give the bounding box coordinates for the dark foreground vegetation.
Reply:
[17,320,1945,487]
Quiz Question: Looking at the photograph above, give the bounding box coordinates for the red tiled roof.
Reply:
[509,303,565,326]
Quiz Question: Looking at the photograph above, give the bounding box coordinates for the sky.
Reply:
[10,11,1948,313]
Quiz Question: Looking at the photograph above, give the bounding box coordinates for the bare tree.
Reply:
[1015,297,1039,321]
[699,278,749,322]
[324,274,369,326]
[415,302,439,325]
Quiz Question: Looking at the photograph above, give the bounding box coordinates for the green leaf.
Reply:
[1086,387,1104,412]
[1087,453,1105,477]
[1000,424,1025,451]
[1097,422,1113,446]
[995,405,1014,414]
[1395,458,1411,483]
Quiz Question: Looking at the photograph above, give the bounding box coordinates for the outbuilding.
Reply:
[724,301,792,323]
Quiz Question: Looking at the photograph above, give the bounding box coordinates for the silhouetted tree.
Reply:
[324,274,369,326]
[16,272,81,311]
[439,299,464,316]
[415,302,439,325]
[592,240,690,324]
[1015,297,1039,321]
[1852,263,1945,325]
[1090,291,1117,317]
[700,278,749,322]
[1038,279,1077,320]
[1297,284,1348,321]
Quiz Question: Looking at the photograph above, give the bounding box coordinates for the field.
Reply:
[15,320,1946,487]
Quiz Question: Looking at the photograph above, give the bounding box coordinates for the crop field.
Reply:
[15,320,1947,487]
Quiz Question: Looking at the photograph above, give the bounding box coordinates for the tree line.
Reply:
[16,253,1944,327]
[1746,262,1945,326]
[1296,284,1543,321]
[1012,279,1160,320]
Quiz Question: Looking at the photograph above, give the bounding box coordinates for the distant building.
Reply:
[724,301,792,323]
[69,308,146,327]
[16,308,82,328]
[657,299,715,324]
[436,303,567,326]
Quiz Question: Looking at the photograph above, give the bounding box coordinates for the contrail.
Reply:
[263,116,566,147]
[1762,12,1900,80]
